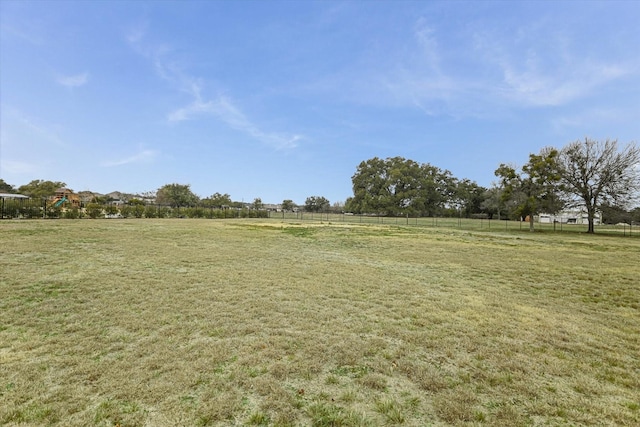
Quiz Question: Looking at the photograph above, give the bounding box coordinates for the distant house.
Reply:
[106,191,128,206]
[538,209,602,225]
[77,191,99,204]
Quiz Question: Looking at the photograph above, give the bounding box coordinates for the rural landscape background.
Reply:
[2,1,640,426]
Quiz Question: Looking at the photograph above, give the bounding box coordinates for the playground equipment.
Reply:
[50,188,81,208]
[54,197,68,207]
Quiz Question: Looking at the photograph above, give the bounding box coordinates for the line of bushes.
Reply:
[0,200,269,220]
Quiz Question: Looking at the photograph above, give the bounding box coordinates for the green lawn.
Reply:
[1,219,638,426]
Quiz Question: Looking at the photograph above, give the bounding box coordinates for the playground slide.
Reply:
[54,197,68,207]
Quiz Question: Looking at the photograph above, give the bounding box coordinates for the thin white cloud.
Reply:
[56,72,89,88]
[126,23,301,150]
[498,58,631,107]
[471,24,634,108]
[102,149,158,167]
[2,159,39,175]
[344,17,636,118]
[169,95,301,149]
[550,107,639,133]
[4,107,67,147]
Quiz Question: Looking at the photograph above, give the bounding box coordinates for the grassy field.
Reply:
[1,219,639,426]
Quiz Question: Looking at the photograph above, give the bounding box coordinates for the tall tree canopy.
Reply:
[557,138,640,233]
[347,157,459,216]
[156,183,199,208]
[17,180,67,199]
[304,196,330,213]
[0,179,16,194]
[202,192,232,208]
[281,199,296,212]
[495,148,564,231]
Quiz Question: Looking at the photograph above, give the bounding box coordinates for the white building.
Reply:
[538,209,602,225]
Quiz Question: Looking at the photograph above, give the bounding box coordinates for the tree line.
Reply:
[0,180,332,217]
[2,138,638,233]
[345,138,639,233]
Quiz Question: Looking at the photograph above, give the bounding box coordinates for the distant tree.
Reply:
[331,201,345,213]
[0,179,16,193]
[156,183,199,208]
[304,196,330,213]
[18,180,66,199]
[480,186,504,219]
[631,207,640,224]
[203,192,232,208]
[454,179,487,217]
[557,138,640,233]
[281,199,295,212]
[128,198,146,206]
[252,197,263,210]
[92,195,108,204]
[495,147,564,231]
[600,204,632,225]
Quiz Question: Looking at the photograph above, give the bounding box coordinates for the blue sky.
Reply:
[1,0,639,205]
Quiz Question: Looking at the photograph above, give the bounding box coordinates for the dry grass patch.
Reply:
[1,219,639,426]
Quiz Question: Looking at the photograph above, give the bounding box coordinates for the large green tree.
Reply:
[0,179,16,193]
[156,183,199,208]
[202,192,232,208]
[557,138,640,233]
[17,180,66,198]
[281,199,296,212]
[252,198,263,210]
[453,179,487,217]
[348,157,458,216]
[304,196,330,213]
[495,148,564,231]
[480,187,506,220]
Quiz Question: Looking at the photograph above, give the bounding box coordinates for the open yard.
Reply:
[1,219,639,426]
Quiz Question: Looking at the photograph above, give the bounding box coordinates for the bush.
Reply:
[120,205,132,218]
[20,205,42,219]
[46,206,61,218]
[157,207,170,218]
[85,203,103,219]
[133,205,145,218]
[144,205,158,218]
[64,207,81,219]
[105,205,119,215]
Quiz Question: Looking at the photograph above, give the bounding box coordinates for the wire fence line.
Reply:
[1,197,636,237]
[270,211,638,236]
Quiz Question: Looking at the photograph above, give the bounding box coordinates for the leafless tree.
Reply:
[557,138,640,233]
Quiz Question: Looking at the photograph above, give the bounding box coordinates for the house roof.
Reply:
[0,193,29,199]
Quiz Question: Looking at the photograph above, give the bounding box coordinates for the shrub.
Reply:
[46,206,61,218]
[157,207,170,218]
[133,205,145,218]
[85,203,103,219]
[64,207,81,219]
[144,205,158,218]
[120,205,132,218]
